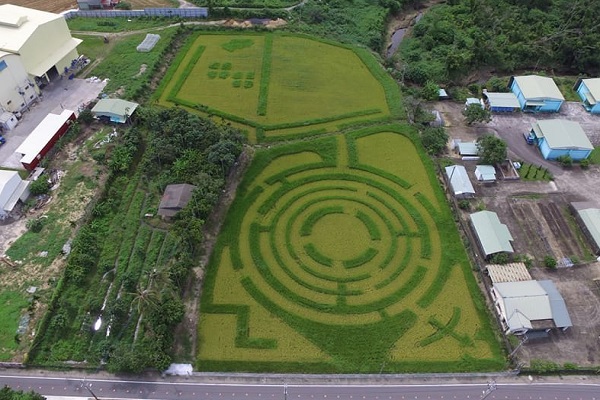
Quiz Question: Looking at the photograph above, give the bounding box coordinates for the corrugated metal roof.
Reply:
[470,210,514,255]
[532,119,593,150]
[15,110,74,165]
[486,263,532,283]
[92,99,139,119]
[577,207,600,250]
[495,280,552,332]
[0,4,63,53]
[445,165,475,197]
[475,165,496,181]
[158,183,196,217]
[538,280,572,329]
[581,78,600,102]
[513,75,564,101]
[457,142,479,156]
[485,92,520,108]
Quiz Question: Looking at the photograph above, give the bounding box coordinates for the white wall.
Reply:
[0,53,39,113]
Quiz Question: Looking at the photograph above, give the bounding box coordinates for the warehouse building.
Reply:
[570,202,600,255]
[0,4,82,113]
[470,210,514,258]
[530,119,593,161]
[0,170,30,217]
[15,109,76,170]
[574,78,600,114]
[509,75,564,112]
[482,91,520,113]
[444,165,475,199]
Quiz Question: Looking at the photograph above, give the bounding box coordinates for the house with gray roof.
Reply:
[530,119,593,161]
[158,183,196,218]
[571,202,600,255]
[91,98,139,124]
[483,91,520,112]
[475,165,496,183]
[574,78,600,114]
[444,165,475,199]
[509,75,564,112]
[491,280,572,335]
[470,210,514,258]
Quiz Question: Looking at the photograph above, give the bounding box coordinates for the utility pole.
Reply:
[81,379,100,400]
[284,382,288,400]
[481,380,497,400]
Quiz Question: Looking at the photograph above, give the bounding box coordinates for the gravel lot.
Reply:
[436,100,600,367]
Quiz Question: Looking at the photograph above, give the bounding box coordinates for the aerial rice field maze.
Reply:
[198,125,504,373]
[156,32,402,143]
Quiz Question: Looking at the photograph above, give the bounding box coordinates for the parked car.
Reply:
[0,135,6,145]
[523,132,534,145]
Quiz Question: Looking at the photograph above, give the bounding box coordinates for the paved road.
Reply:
[0,374,599,400]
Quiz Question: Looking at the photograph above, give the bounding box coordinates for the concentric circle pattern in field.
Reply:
[237,167,437,324]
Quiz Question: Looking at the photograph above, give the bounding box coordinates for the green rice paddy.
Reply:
[197,126,504,373]
[155,33,402,142]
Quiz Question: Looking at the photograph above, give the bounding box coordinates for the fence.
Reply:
[62,7,208,19]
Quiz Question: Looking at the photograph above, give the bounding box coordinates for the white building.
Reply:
[0,4,82,113]
[0,170,30,217]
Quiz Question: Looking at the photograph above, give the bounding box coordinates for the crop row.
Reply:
[256,34,273,116]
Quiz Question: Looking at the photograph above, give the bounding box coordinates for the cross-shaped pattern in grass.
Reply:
[419,307,474,347]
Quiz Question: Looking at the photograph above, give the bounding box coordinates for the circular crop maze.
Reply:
[236,165,437,324]
[199,129,504,373]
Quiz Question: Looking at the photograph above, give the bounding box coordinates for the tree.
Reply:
[78,109,94,125]
[463,103,491,125]
[477,134,507,165]
[421,80,440,101]
[421,127,448,155]
[29,178,50,195]
[115,1,132,9]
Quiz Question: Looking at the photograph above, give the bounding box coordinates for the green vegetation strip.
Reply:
[300,206,344,236]
[304,243,334,267]
[257,34,273,116]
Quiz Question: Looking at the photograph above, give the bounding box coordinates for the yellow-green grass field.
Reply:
[197,125,504,373]
[155,32,402,143]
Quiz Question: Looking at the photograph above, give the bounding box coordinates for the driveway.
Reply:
[0,78,106,170]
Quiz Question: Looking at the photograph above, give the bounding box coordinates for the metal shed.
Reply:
[444,165,475,199]
[570,201,600,255]
[531,119,593,161]
[483,91,520,112]
[470,210,514,257]
[509,75,564,112]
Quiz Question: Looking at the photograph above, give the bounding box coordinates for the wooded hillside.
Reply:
[400,0,600,84]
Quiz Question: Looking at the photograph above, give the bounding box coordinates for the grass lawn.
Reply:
[0,291,29,361]
[197,125,504,373]
[80,28,178,99]
[589,147,600,164]
[156,32,402,142]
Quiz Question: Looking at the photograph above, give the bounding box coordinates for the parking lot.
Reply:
[437,100,600,367]
[0,77,106,170]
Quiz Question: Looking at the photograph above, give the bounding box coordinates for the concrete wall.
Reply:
[0,53,39,113]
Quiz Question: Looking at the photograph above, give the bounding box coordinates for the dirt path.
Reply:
[172,146,255,361]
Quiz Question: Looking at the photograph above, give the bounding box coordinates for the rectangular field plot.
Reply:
[197,126,504,373]
[173,35,265,120]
